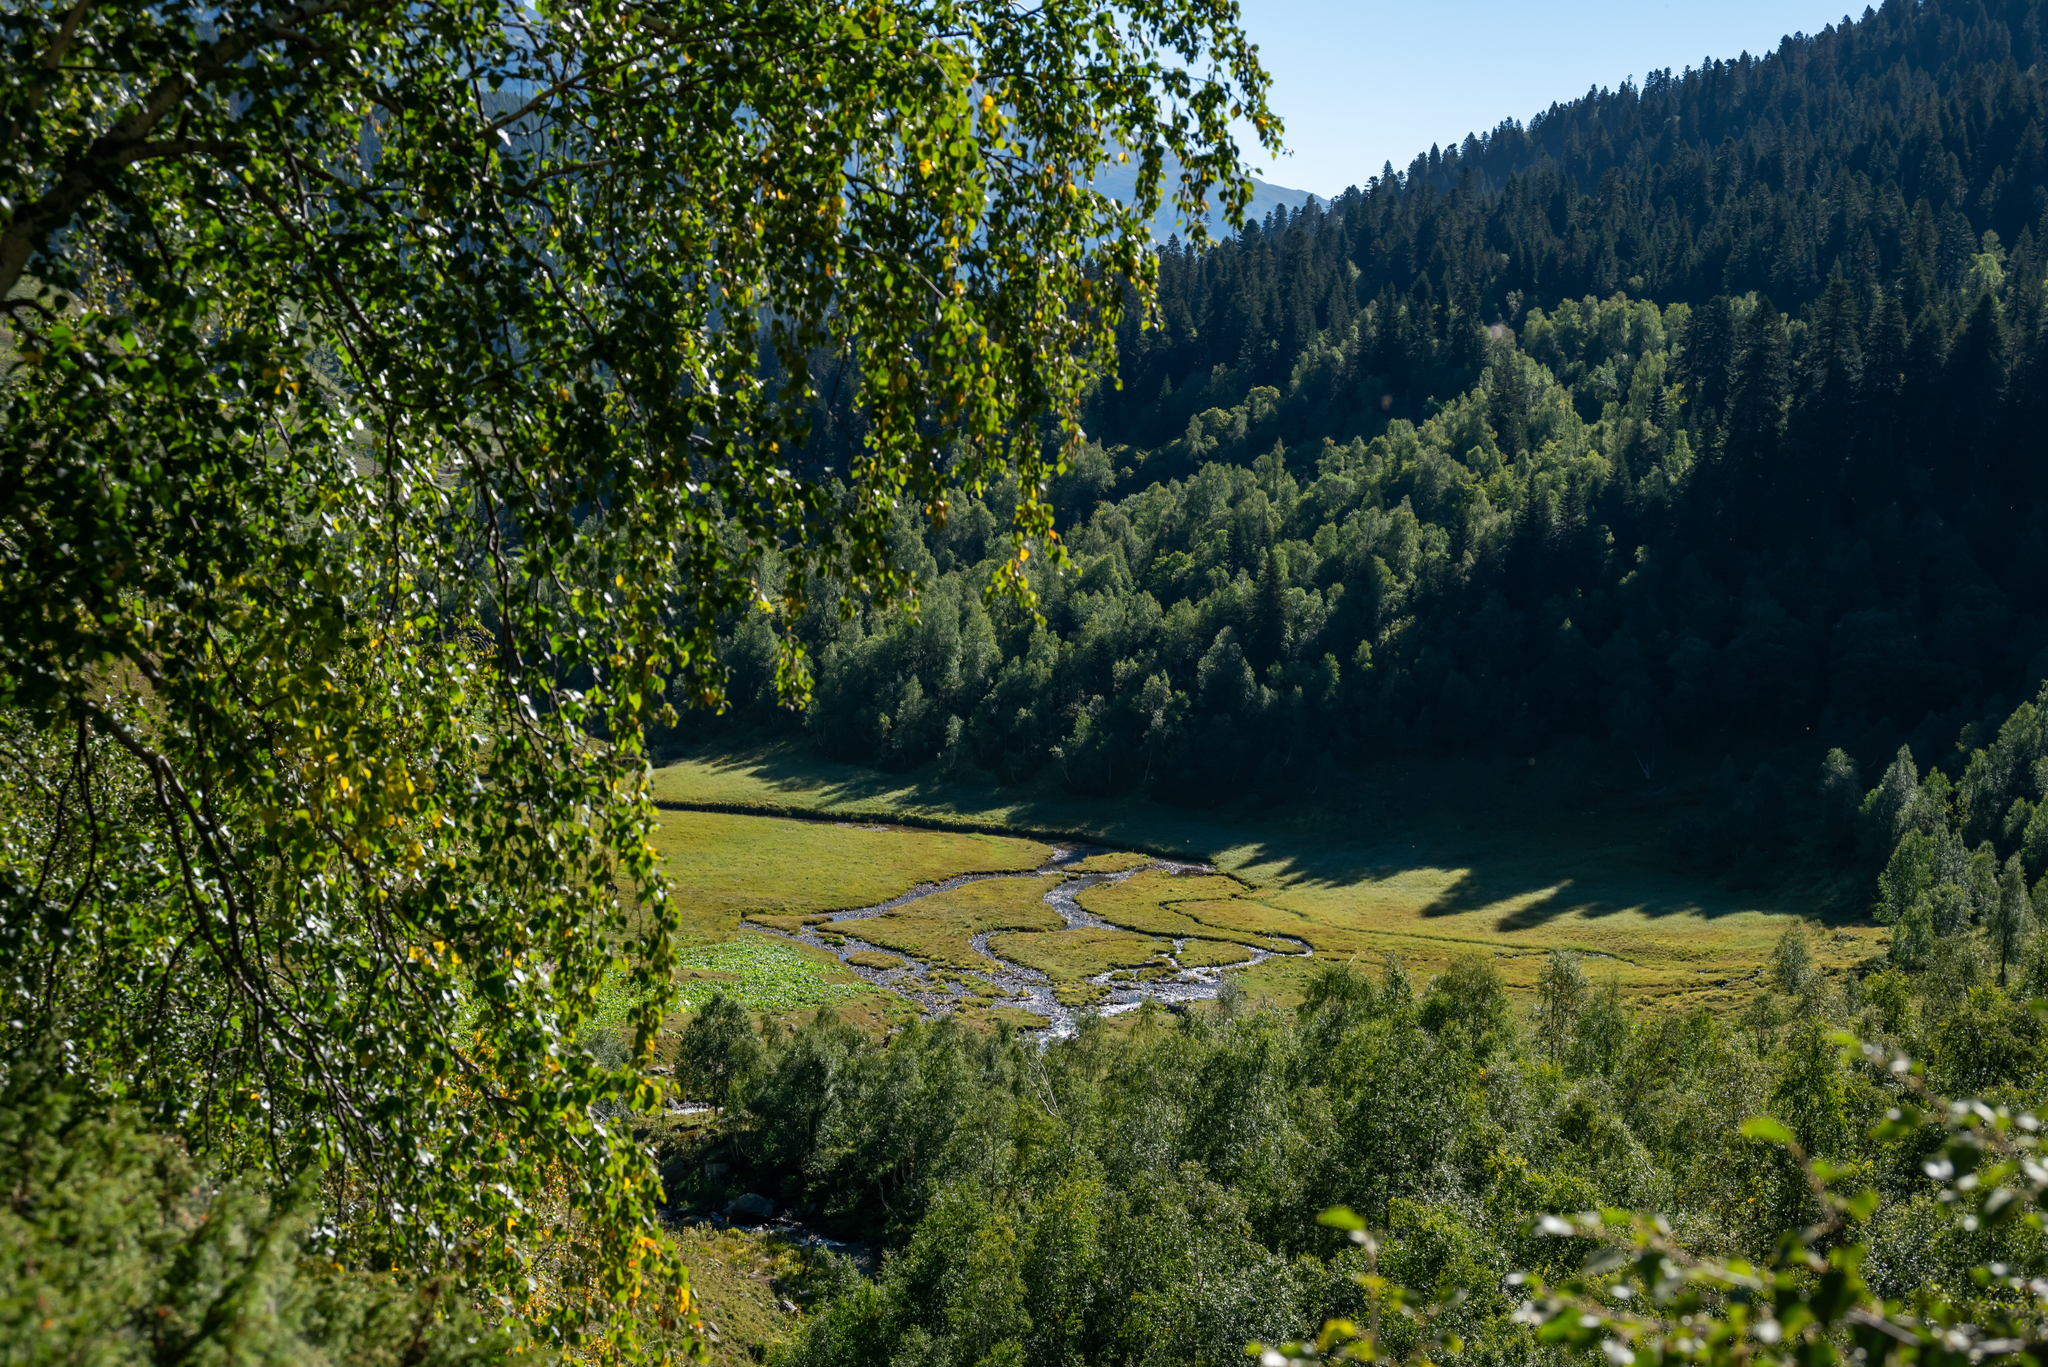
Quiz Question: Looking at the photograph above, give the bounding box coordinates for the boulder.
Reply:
[725,1192,775,1222]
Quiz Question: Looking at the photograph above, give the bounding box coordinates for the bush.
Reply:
[0,1066,522,1367]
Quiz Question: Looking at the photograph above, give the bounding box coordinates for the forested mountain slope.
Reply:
[1113,0,2046,415]
[684,0,2048,880]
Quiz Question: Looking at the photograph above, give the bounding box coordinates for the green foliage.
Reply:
[1769,1019,1850,1156]
[1927,987,2048,1096]
[1416,954,1513,1052]
[0,1064,522,1367]
[1568,976,1633,1081]
[1864,969,1914,1036]
[1990,857,2037,984]
[676,940,879,1015]
[1300,960,1384,1052]
[675,991,765,1111]
[1768,924,1815,996]
[1895,899,1939,969]
[1,0,1275,1343]
[1865,687,2048,973]
[710,960,2048,1367]
[1879,829,1940,926]
[688,236,2048,806]
[1474,1057,2048,1367]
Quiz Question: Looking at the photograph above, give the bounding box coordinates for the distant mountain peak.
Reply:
[1089,155,1320,241]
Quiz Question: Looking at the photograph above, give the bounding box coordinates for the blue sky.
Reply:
[1235,0,1869,198]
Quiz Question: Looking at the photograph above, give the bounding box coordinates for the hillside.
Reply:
[690,0,2048,912]
[650,17,2048,1360]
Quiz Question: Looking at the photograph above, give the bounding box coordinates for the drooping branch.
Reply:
[0,0,394,299]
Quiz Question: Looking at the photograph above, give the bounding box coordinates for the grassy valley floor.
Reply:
[648,738,1885,1014]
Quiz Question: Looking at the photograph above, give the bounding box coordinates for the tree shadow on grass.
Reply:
[669,742,1254,855]
[684,741,921,803]
[671,744,1818,930]
[1225,835,1795,932]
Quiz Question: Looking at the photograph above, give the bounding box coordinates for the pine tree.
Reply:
[1903,305,1953,448]
[1794,277,1866,506]
[1489,351,1529,458]
[1948,290,2011,460]
[1860,286,1911,462]
[1803,277,1865,423]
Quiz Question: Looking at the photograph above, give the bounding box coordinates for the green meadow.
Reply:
[984,924,1173,979]
[825,874,1065,971]
[649,738,1880,1016]
[649,808,1048,942]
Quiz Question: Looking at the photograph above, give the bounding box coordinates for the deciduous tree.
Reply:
[0,0,1273,1342]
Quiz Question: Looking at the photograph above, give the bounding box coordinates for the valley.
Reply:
[647,739,1888,1027]
[14,0,2048,1363]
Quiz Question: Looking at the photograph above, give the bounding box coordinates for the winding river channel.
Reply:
[759,843,1313,1037]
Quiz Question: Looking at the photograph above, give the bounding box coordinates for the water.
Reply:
[759,843,1311,1037]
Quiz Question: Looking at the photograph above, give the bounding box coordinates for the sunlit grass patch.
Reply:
[667,1226,803,1367]
[741,914,809,933]
[649,746,1861,1014]
[850,875,1065,970]
[845,949,906,970]
[1070,850,1154,873]
[960,1005,1046,1031]
[1164,896,1321,945]
[1079,872,1292,949]
[652,810,1048,942]
[1175,938,1259,968]
[987,925,1170,979]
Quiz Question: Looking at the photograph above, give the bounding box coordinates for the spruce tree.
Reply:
[1861,286,1912,467]
[1803,277,1865,428]
[1725,299,1791,469]
[1254,545,1289,671]
[1489,351,1529,458]
[1677,294,1737,421]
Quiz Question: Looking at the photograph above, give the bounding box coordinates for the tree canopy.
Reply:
[0,0,1274,1349]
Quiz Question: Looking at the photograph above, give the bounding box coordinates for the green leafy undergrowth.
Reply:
[0,1067,524,1367]
[675,938,879,1015]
